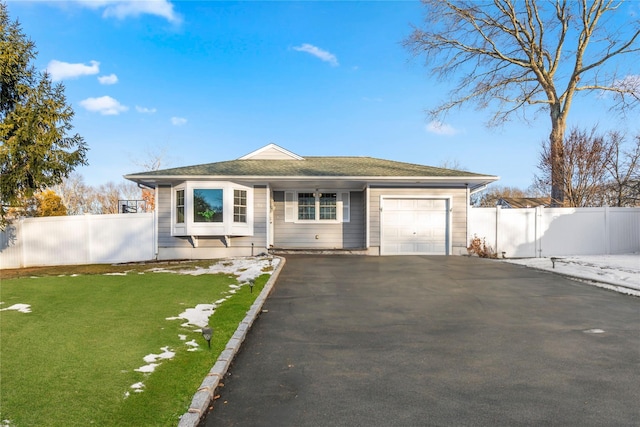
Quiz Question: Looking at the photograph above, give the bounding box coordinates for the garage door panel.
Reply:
[381,198,449,255]
[416,199,446,210]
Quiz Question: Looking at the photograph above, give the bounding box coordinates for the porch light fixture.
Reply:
[201,326,213,349]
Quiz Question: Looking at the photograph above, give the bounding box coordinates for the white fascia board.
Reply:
[124,174,499,189]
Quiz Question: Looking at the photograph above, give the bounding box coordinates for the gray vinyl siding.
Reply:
[368,187,468,251]
[273,191,365,249]
[156,184,267,249]
[230,186,267,247]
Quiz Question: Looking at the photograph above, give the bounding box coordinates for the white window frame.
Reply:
[171,181,253,236]
[172,184,186,236]
[284,190,351,223]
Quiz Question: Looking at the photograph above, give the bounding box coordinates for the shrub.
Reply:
[467,234,497,258]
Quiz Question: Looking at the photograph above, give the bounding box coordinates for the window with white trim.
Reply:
[175,189,185,224]
[285,191,350,223]
[194,189,223,222]
[297,193,316,220]
[319,193,337,220]
[171,182,253,237]
[234,189,247,223]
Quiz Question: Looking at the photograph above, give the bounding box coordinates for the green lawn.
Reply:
[0,261,270,426]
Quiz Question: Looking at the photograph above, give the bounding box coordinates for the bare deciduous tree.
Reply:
[53,172,89,215]
[534,127,639,207]
[604,132,640,206]
[131,148,168,212]
[405,0,640,206]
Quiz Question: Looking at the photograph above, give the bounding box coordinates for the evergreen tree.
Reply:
[0,3,87,225]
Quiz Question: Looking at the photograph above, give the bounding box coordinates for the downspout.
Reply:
[466,183,469,254]
[153,186,158,259]
[266,184,271,251]
[365,184,370,253]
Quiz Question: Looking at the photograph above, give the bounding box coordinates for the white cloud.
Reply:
[293,43,339,67]
[426,120,460,136]
[98,73,118,85]
[136,105,157,114]
[74,0,181,23]
[47,60,99,81]
[79,96,128,115]
[171,116,187,126]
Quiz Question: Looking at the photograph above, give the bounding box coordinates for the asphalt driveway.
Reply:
[202,255,639,426]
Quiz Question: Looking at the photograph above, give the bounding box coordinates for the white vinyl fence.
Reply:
[469,206,640,258]
[0,213,156,269]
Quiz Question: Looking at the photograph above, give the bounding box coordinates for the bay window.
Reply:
[172,182,253,236]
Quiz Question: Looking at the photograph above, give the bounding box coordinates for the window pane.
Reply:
[234,189,247,223]
[298,192,315,220]
[319,193,337,220]
[194,189,223,222]
[176,190,185,224]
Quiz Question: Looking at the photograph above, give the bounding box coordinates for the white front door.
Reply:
[381,198,448,255]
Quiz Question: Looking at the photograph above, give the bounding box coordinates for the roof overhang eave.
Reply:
[123,174,500,189]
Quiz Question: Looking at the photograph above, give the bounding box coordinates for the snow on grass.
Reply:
[0,303,31,313]
[143,346,175,364]
[504,254,639,296]
[166,303,217,328]
[134,363,159,373]
[126,256,279,395]
[154,255,280,283]
[185,339,199,351]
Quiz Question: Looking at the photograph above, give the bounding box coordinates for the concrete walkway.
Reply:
[202,255,640,426]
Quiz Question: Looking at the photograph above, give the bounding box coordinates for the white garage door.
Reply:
[381,198,448,255]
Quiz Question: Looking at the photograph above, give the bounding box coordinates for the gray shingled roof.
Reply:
[127,157,488,178]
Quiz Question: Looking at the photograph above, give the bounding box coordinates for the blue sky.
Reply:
[6,0,640,190]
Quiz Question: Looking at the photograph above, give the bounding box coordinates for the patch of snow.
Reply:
[0,303,31,313]
[584,329,606,334]
[105,272,128,276]
[166,303,216,328]
[143,346,175,364]
[135,363,159,373]
[178,334,187,341]
[504,254,639,296]
[185,339,199,351]
[152,256,280,283]
[124,382,145,398]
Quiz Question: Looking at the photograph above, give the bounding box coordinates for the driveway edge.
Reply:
[177,256,286,427]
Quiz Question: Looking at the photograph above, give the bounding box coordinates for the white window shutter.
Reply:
[340,192,350,223]
[284,191,295,222]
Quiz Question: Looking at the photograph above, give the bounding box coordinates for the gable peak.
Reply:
[239,143,304,160]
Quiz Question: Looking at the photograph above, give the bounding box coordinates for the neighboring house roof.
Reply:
[125,143,499,190]
[497,197,551,208]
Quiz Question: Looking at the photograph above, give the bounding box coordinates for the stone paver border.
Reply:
[177,256,286,427]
